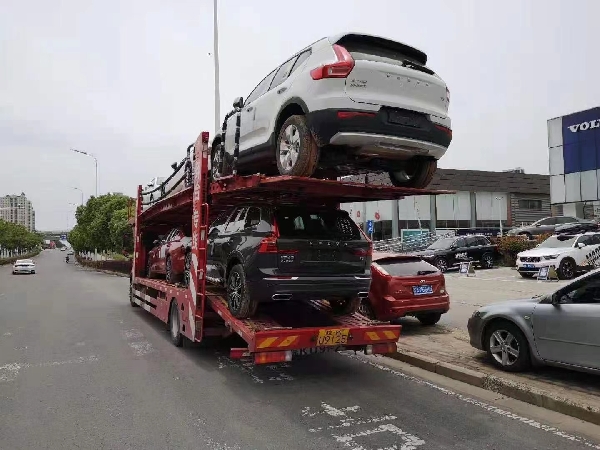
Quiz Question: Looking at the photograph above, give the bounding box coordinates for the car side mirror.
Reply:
[233,96,243,108]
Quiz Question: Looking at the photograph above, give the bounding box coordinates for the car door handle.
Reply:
[277,87,287,94]
[246,106,253,112]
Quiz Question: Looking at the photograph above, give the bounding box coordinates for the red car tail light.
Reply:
[435,124,452,139]
[254,351,293,364]
[257,218,298,254]
[310,44,355,80]
[337,111,376,120]
[371,262,390,278]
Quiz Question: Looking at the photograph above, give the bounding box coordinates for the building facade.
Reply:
[342,169,550,241]
[548,106,600,218]
[0,193,36,232]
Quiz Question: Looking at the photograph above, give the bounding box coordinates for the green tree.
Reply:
[0,219,42,256]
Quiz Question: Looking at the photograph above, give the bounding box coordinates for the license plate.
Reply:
[316,250,338,261]
[412,285,433,295]
[388,111,423,128]
[317,328,349,347]
[523,264,535,269]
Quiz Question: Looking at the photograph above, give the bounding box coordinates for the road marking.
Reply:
[0,355,99,383]
[216,354,294,383]
[302,403,425,450]
[343,353,600,449]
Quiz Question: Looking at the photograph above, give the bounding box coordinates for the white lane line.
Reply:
[343,353,600,449]
[0,355,99,383]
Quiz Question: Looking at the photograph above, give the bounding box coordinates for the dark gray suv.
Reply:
[206,205,372,319]
[507,216,582,238]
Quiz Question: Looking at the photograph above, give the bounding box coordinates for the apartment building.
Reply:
[0,193,36,232]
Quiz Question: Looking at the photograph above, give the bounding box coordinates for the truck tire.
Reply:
[329,296,361,315]
[169,301,184,347]
[276,115,319,177]
[226,264,257,319]
[389,159,437,189]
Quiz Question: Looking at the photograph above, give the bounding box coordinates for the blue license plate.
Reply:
[412,285,433,295]
[523,264,535,269]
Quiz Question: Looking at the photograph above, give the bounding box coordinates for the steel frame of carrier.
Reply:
[130,131,451,364]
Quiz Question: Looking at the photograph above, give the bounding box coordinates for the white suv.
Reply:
[212,32,451,189]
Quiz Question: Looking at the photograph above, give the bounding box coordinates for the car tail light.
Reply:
[365,343,398,355]
[337,111,376,120]
[352,246,372,258]
[257,219,298,254]
[310,44,355,80]
[435,124,452,139]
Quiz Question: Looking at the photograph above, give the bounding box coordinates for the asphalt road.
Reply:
[1,250,599,450]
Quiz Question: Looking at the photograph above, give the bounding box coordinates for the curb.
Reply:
[388,350,600,426]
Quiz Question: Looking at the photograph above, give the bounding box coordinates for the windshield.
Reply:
[537,235,577,249]
[426,238,455,250]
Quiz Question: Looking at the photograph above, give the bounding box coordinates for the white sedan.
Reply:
[516,232,600,279]
[12,259,36,275]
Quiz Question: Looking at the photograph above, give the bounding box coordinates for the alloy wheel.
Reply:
[562,260,574,279]
[483,254,493,268]
[489,330,520,367]
[228,271,242,311]
[436,258,448,272]
[166,258,173,283]
[279,124,300,171]
[183,253,192,287]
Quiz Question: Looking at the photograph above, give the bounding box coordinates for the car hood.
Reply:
[477,297,542,315]
[518,247,572,257]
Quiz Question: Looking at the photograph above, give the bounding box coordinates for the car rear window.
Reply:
[335,34,433,74]
[274,207,362,241]
[375,257,439,276]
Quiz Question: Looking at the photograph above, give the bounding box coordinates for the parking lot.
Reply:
[439,266,570,329]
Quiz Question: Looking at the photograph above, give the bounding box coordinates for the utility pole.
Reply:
[213,0,221,136]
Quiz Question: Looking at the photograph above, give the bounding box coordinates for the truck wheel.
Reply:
[169,301,184,347]
[416,312,442,326]
[557,258,576,280]
[389,159,437,189]
[329,296,361,315]
[276,115,319,177]
[226,264,257,319]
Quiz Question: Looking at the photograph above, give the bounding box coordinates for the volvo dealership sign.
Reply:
[548,106,600,206]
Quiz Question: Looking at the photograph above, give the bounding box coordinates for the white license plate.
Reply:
[412,285,433,295]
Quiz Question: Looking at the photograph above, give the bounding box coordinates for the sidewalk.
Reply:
[390,321,600,425]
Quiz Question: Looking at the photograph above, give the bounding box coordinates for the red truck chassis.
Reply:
[130,132,450,364]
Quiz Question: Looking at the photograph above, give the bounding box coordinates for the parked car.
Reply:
[507,216,582,238]
[555,219,600,235]
[411,235,497,272]
[146,225,192,285]
[60,247,66,252]
[467,268,600,373]
[211,32,451,189]
[516,232,600,279]
[13,259,36,275]
[359,252,449,325]
[206,205,371,319]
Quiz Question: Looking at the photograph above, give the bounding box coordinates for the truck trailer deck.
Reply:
[130,131,451,364]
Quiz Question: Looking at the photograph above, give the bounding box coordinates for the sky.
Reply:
[1,0,599,230]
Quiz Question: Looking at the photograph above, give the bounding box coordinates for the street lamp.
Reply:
[70,148,98,197]
[213,0,221,136]
[495,196,504,237]
[73,187,84,205]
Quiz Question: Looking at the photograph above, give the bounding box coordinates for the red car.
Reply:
[359,252,450,325]
[146,226,192,285]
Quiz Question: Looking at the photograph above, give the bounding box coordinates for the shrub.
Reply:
[496,233,552,266]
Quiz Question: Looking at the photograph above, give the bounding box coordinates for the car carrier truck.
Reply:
[129,131,448,364]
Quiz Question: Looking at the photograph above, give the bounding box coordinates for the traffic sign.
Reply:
[61,234,67,240]
[366,220,374,234]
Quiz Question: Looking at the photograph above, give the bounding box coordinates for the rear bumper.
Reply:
[248,276,371,303]
[372,294,450,321]
[13,269,35,274]
[305,108,451,161]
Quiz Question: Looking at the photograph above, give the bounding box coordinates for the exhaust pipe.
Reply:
[272,293,292,301]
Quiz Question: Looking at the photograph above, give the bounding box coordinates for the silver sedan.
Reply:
[467,269,600,374]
